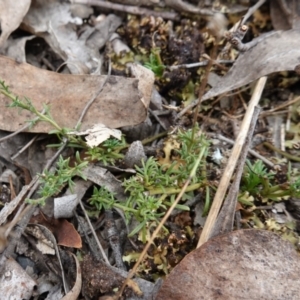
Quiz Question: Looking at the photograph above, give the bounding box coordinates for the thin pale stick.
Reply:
[169,60,233,70]
[0,109,46,144]
[11,135,39,160]
[197,76,267,247]
[75,59,112,129]
[242,0,267,24]
[260,95,300,117]
[210,106,261,238]
[79,199,110,265]
[263,142,300,162]
[70,0,179,20]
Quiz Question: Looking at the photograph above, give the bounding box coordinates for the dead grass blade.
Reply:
[197,76,267,247]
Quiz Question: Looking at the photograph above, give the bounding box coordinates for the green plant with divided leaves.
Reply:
[240,160,300,204]
[90,129,210,242]
[0,80,127,204]
[27,152,88,205]
[86,137,126,165]
[144,48,165,77]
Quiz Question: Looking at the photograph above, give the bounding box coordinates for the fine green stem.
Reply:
[148,182,203,195]
[263,142,300,162]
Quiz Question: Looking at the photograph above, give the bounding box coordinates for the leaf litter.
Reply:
[202,29,300,101]
[0,0,300,299]
[0,0,31,47]
[0,56,154,132]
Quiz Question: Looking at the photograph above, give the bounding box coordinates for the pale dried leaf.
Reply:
[0,169,17,187]
[0,56,154,132]
[203,29,300,101]
[70,124,122,147]
[70,3,94,19]
[22,1,121,74]
[128,63,155,108]
[23,0,77,33]
[0,257,36,299]
[54,194,78,219]
[0,0,31,47]
[123,141,146,168]
[26,225,55,255]
[0,36,35,62]
[61,253,82,300]
[85,14,122,54]
[156,229,300,300]
[82,164,125,200]
[35,240,55,255]
[110,33,131,55]
[270,0,300,30]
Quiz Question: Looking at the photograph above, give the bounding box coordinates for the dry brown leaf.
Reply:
[203,29,300,101]
[0,56,154,133]
[155,229,300,300]
[55,219,82,249]
[30,213,82,248]
[0,0,31,47]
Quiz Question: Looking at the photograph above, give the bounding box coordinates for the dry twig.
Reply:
[168,59,233,71]
[197,76,267,247]
[79,199,110,265]
[164,0,213,15]
[70,0,179,20]
[210,106,261,238]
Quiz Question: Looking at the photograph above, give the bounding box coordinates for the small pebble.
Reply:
[123,141,147,168]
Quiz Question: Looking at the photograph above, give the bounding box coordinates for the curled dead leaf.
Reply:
[61,253,82,300]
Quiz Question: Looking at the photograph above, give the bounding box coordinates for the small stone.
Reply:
[123,141,147,168]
